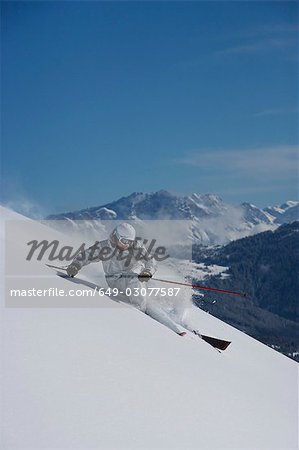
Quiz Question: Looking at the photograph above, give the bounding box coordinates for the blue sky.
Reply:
[1,1,298,215]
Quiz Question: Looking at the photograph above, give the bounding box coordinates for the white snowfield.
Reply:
[0,206,298,450]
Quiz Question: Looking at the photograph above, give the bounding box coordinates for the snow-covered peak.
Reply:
[188,193,225,214]
[241,202,274,225]
[45,192,299,246]
[264,201,299,224]
[280,200,299,210]
[191,192,223,204]
[94,207,117,219]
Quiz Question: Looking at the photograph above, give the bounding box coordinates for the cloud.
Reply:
[218,183,294,196]
[254,108,298,117]
[173,145,298,180]
[235,23,299,39]
[216,37,296,57]
[215,23,298,58]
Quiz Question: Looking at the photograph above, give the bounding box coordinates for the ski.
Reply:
[192,330,231,351]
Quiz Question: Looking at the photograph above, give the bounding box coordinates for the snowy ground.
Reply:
[0,206,298,449]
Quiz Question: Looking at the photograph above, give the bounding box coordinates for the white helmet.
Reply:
[110,223,136,249]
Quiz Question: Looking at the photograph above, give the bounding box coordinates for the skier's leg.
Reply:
[108,275,184,334]
[124,275,147,311]
[145,301,183,334]
[107,274,146,311]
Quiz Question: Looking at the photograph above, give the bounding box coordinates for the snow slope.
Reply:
[0,206,298,449]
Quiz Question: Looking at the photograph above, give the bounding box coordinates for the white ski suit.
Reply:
[72,239,182,334]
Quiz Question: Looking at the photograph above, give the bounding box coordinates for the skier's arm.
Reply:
[67,241,105,277]
[137,244,157,282]
[144,255,157,276]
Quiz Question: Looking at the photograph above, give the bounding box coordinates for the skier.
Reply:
[67,223,186,336]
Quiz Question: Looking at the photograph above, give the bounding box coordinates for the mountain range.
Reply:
[47,190,299,245]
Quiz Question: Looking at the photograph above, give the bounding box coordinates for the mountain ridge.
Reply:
[46,190,298,245]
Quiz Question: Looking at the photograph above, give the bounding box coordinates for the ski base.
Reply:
[192,330,231,351]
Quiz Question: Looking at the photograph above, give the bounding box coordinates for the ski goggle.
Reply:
[112,230,134,247]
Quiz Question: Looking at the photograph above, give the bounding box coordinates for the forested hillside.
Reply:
[193,222,299,360]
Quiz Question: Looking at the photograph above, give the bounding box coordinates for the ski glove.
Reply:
[67,262,81,277]
[138,270,152,282]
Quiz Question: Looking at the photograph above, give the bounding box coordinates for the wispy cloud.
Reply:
[215,23,298,58]
[235,23,299,39]
[254,107,298,117]
[174,145,298,179]
[216,37,295,56]
[218,183,294,196]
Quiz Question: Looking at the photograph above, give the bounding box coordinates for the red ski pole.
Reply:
[152,277,247,298]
